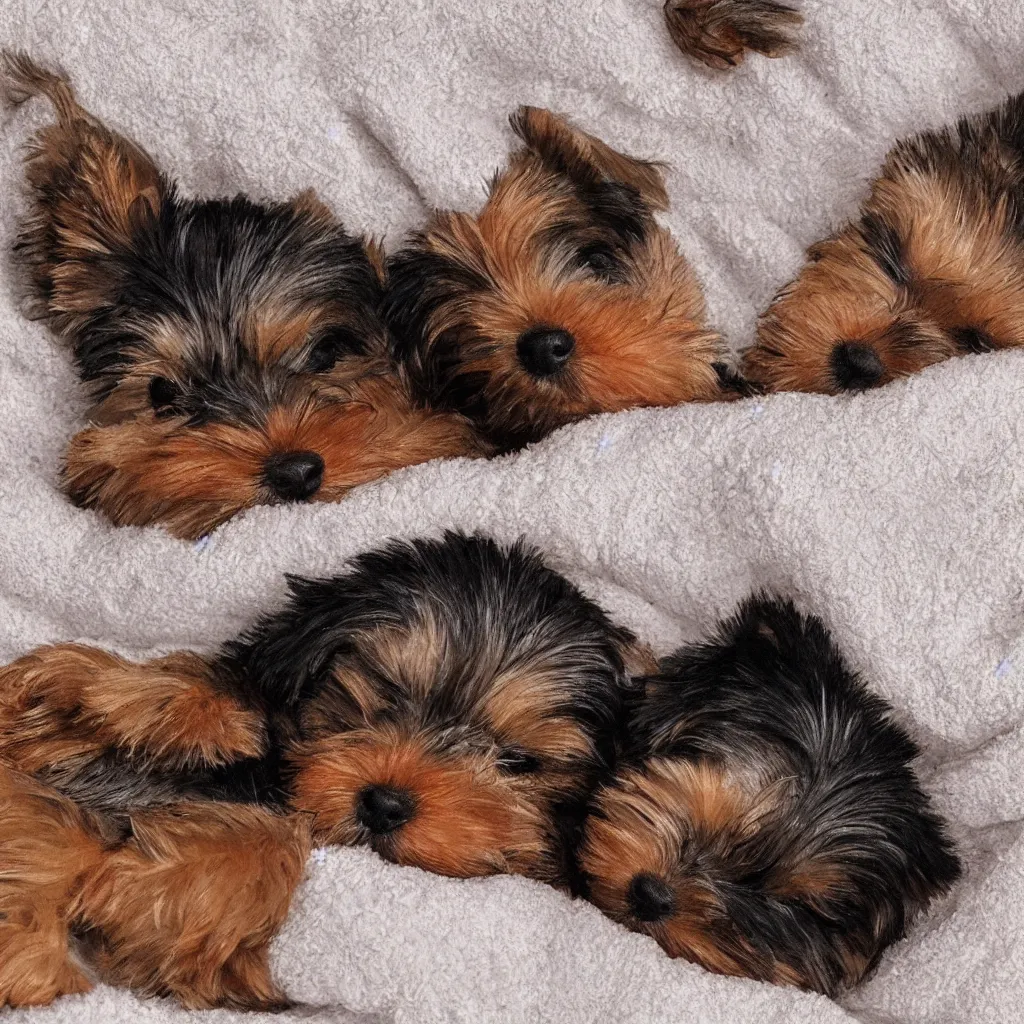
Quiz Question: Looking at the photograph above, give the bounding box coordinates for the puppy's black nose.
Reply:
[355,785,417,836]
[264,451,324,501]
[830,341,885,391]
[627,873,677,923]
[516,327,576,377]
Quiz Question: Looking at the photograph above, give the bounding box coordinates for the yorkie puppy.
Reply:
[0,644,307,1009]
[0,532,652,1008]
[227,531,655,884]
[743,90,1024,394]
[384,106,730,452]
[663,1,803,70]
[3,52,482,539]
[580,594,961,995]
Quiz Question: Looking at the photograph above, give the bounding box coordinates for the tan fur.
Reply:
[73,804,309,1009]
[291,732,551,880]
[0,645,264,772]
[581,759,808,985]
[0,646,310,1011]
[663,0,803,70]
[404,106,728,447]
[744,117,1024,393]
[513,106,670,209]
[361,612,448,702]
[5,51,484,537]
[0,766,102,1008]
[3,51,165,332]
[64,374,487,539]
[618,637,660,678]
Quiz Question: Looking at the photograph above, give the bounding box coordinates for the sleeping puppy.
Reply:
[384,106,737,453]
[2,51,483,539]
[743,88,1024,394]
[580,594,961,994]
[0,532,652,1008]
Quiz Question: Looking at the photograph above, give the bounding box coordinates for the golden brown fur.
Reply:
[3,50,484,539]
[744,89,1024,393]
[386,107,729,451]
[0,532,647,1005]
[582,759,801,983]
[63,374,485,539]
[0,643,308,1010]
[663,0,803,70]
[0,645,264,771]
[291,733,548,878]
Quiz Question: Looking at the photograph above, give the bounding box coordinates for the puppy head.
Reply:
[385,106,726,451]
[743,218,957,394]
[230,532,651,884]
[580,594,962,994]
[7,53,480,539]
[741,139,1024,395]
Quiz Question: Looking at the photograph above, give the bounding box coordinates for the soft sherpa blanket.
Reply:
[1,1,1023,1021]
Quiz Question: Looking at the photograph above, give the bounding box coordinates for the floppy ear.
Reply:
[4,51,167,321]
[222,574,362,711]
[510,105,669,211]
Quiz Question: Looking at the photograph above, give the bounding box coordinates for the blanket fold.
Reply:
[2,1,1023,1020]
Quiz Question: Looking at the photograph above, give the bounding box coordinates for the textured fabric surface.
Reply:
[1,1,1023,1021]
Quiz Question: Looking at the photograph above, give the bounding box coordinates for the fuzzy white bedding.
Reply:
[2,1,1023,1021]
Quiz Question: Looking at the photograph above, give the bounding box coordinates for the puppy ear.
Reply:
[613,629,659,681]
[510,105,669,211]
[5,51,167,320]
[222,575,360,712]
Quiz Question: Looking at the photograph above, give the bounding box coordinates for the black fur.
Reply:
[951,325,996,353]
[859,212,910,288]
[225,531,630,751]
[22,532,634,889]
[713,361,761,396]
[383,246,494,420]
[603,594,961,994]
[222,531,635,884]
[41,192,385,407]
[507,108,655,243]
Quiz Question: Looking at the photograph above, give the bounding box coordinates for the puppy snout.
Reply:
[627,872,677,923]
[355,784,417,836]
[516,326,575,377]
[829,341,884,391]
[263,451,324,501]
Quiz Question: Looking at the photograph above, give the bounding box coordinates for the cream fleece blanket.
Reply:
[2,1,1023,1021]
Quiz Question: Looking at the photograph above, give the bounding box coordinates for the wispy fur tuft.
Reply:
[663,1,803,70]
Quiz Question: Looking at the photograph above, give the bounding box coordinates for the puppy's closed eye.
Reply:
[305,327,365,373]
